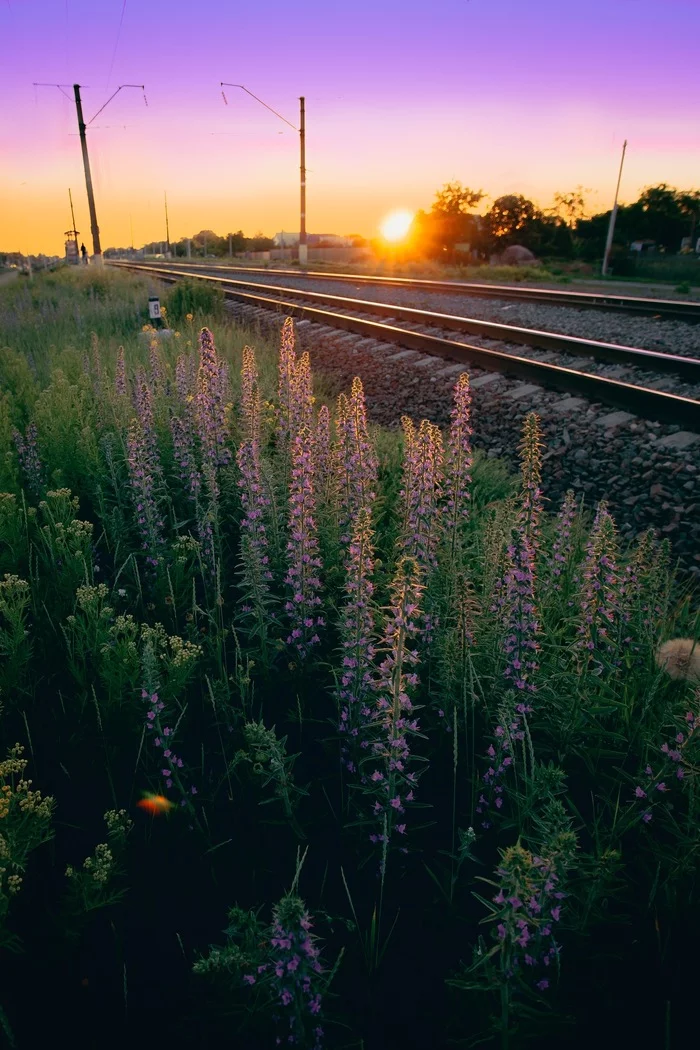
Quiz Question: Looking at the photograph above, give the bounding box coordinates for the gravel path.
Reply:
[221,270,700,359]
[230,301,700,586]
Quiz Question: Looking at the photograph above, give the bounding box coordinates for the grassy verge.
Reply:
[0,267,698,1050]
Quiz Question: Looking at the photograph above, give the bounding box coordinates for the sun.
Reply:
[379,209,414,243]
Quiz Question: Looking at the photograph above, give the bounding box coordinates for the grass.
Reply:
[0,267,699,1050]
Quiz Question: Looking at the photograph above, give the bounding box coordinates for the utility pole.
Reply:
[229,232,232,258]
[164,191,171,256]
[74,84,102,264]
[130,214,134,250]
[299,97,307,267]
[602,139,627,277]
[220,84,308,266]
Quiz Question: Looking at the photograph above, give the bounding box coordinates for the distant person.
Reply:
[80,243,87,264]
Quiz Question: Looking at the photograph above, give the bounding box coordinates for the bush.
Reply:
[165,278,225,323]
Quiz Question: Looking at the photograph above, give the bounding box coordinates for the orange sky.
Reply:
[2,0,699,256]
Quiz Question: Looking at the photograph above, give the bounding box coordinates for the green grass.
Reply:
[1,268,699,1050]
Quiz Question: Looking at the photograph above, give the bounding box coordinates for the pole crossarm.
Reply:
[220,82,298,131]
[88,84,145,125]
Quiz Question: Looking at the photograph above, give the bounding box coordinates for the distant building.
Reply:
[273,232,352,248]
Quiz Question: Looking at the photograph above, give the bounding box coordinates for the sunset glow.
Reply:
[379,210,414,243]
[0,0,698,255]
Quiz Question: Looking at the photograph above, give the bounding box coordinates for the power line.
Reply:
[105,0,127,92]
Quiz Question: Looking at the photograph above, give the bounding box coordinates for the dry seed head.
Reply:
[656,638,700,683]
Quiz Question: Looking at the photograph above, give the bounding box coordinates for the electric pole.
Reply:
[74,84,102,263]
[221,83,308,266]
[164,191,171,255]
[602,139,627,278]
[299,97,307,267]
[34,82,146,266]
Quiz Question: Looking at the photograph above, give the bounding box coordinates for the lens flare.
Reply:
[379,209,414,243]
[137,793,175,815]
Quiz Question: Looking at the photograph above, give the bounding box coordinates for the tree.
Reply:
[432,182,485,216]
[416,182,486,260]
[486,195,542,244]
[549,186,591,229]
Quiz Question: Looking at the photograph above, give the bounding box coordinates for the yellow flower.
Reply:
[185,313,194,322]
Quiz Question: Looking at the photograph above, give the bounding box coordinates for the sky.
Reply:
[1,0,699,256]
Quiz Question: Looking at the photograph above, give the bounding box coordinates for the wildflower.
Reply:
[196,327,231,469]
[576,501,620,669]
[548,489,577,587]
[126,417,165,568]
[337,506,377,764]
[12,423,45,497]
[115,345,127,396]
[483,841,573,993]
[365,557,425,862]
[399,416,444,571]
[334,378,378,545]
[266,893,328,1049]
[284,426,323,658]
[443,372,473,560]
[276,317,298,451]
[237,346,272,636]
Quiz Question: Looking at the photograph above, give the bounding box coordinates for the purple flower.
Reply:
[399,416,444,574]
[284,425,323,659]
[576,502,620,669]
[443,372,473,559]
[115,345,127,396]
[12,422,45,497]
[126,416,164,568]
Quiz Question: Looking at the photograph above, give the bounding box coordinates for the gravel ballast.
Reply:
[219,271,700,359]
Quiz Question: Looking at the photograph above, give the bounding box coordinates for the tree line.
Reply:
[412,182,700,264]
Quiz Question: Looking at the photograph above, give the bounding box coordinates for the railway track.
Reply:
[115,259,700,323]
[112,261,700,433]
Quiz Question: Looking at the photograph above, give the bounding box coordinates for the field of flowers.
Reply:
[0,269,699,1050]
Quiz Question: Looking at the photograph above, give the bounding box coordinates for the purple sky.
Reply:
[1,0,699,253]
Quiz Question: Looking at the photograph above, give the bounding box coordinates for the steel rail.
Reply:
[111,262,700,382]
[110,262,700,431]
[113,259,700,323]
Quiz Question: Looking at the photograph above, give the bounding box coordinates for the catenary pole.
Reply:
[164,191,171,254]
[299,96,307,267]
[74,84,103,264]
[602,139,627,277]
